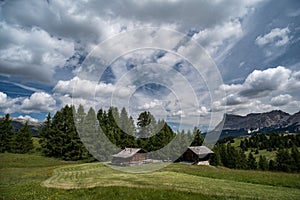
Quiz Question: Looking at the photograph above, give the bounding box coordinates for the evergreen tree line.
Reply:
[40,105,204,161]
[210,143,300,172]
[240,133,300,152]
[39,105,90,160]
[0,114,34,154]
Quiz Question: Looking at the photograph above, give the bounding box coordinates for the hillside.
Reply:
[214,110,300,138]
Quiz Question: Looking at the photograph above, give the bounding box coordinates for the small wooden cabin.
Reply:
[112,148,147,165]
[180,146,214,164]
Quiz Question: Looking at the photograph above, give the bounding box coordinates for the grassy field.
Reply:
[1,153,300,199]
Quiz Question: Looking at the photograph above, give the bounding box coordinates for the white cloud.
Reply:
[255,27,290,47]
[138,99,163,110]
[239,66,291,97]
[224,94,246,106]
[271,94,292,106]
[54,76,136,99]
[16,115,39,123]
[0,22,74,81]
[0,92,7,105]
[187,106,209,117]
[0,0,264,83]
[172,110,185,117]
[194,19,243,56]
[21,92,56,112]
[0,91,21,113]
[214,66,300,115]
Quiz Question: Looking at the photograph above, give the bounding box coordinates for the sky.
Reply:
[0,0,299,131]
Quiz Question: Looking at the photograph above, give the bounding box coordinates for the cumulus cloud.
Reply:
[172,110,185,117]
[21,92,56,112]
[0,91,55,114]
[239,66,291,97]
[271,94,292,106]
[255,27,290,47]
[0,0,264,83]
[0,92,7,105]
[0,22,74,81]
[224,94,246,106]
[194,19,243,56]
[3,0,298,126]
[16,115,39,123]
[255,27,291,57]
[138,99,163,110]
[54,76,135,99]
[213,66,300,115]
[0,91,21,113]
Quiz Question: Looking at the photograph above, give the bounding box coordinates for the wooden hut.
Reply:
[180,146,214,165]
[112,148,147,165]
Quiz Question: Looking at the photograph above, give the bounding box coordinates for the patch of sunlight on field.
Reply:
[43,162,300,200]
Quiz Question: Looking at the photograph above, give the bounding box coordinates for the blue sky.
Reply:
[0,0,299,131]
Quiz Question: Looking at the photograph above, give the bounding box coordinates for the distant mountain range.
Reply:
[0,117,43,136]
[215,110,300,138]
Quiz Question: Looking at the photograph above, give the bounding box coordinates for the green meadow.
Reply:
[1,153,300,200]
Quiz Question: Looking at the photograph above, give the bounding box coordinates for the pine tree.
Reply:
[137,111,155,138]
[226,144,237,168]
[61,105,87,160]
[258,155,268,170]
[118,107,137,148]
[12,122,34,153]
[210,146,222,166]
[219,143,228,167]
[236,148,247,169]
[191,127,204,146]
[0,114,15,152]
[268,159,277,171]
[39,113,52,154]
[40,105,89,160]
[276,148,292,172]
[247,153,257,170]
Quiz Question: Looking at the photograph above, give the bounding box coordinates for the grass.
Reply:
[1,153,300,200]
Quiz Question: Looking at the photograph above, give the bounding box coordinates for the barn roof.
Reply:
[188,146,214,158]
[112,148,145,158]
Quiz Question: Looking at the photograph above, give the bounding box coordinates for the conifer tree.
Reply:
[291,146,300,172]
[210,146,222,166]
[12,122,34,153]
[247,152,257,170]
[191,127,204,146]
[268,159,277,171]
[0,114,14,152]
[258,155,268,170]
[40,105,89,160]
[276,148,292,172]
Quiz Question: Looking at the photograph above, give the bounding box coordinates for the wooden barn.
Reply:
[111,148,147,165]
[179,146,214,165]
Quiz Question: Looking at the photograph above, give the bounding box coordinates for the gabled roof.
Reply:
[112,148,145,158]
[188,146,214,158]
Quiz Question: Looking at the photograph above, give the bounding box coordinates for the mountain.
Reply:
[0,117,43,136]
[214,110,300,138]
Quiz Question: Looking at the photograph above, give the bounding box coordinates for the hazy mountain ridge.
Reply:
[219,110,300,138]
[0,117,43,135]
